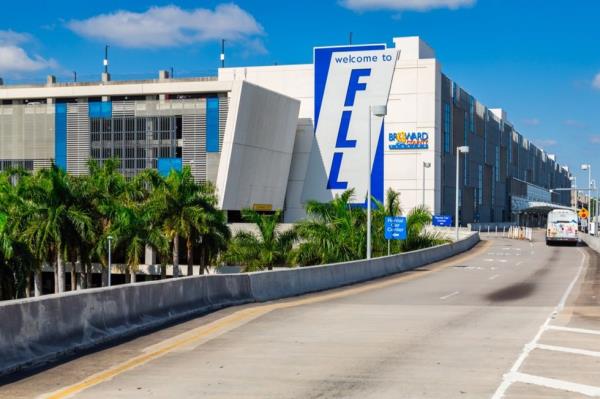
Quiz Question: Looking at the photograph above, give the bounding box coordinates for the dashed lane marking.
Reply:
[440,291,460,300]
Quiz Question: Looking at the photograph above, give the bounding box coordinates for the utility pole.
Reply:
[221,39,225,68]
[104,45,109,74]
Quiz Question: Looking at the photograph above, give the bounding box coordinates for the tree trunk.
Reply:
[85,263,92,288]
[57,251,65,293]
[25,273,32,298]
[130,266,137,283]
[75,255,83,289]
[172,234,180,278]
[53,263,58,293]
[101,266,108,287]
[70,262,77,291]
[200,246,206,275]
[34,270,42,297]
[187,237,194,276]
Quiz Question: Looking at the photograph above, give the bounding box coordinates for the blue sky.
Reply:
[1,0,599,186]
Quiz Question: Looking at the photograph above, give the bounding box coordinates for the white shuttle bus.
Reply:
[546,209,579,245]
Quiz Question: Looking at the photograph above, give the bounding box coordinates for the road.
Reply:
[1,232,599,398]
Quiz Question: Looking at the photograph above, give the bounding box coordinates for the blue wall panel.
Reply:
[54,103,67,170]
[206,97,219,153]
[88,101,112,118]
[157,158,182,176]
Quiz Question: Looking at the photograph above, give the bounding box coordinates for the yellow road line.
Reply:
[43,240,490,399]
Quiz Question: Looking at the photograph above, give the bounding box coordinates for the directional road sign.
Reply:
[385,216,407,240]
[432,215,453,227]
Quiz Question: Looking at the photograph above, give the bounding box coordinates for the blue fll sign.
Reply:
[385,216,407,240]
[432,215,453,227]
[302,45,397,207]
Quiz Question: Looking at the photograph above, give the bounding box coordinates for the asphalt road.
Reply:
[1,232,599,398]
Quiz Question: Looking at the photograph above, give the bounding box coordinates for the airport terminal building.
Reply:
[0,36,571,225]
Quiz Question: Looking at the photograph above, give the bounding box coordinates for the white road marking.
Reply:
[505,372,600,397]
[499,259,508,263]
[546,325,600,336]
[490,248,588,399]
[484,258,495,262]
[535,343,600,358]
[489,274,500,280]
[440,291,460,300]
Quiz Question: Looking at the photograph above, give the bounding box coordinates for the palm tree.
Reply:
[293,189,365,265]
[22,166,94,293]
[152,167,221,277]
[109,202,169,282]
[86,159,128,286]
[224,209,296,271]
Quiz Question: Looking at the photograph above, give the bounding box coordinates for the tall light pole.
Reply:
[422,161,431,207]
[569,176,577,208]
[367,105,387,260]
[592,179,598,236]
[581,164,591,233]
[455,146,470,241]
[107,235,113,287]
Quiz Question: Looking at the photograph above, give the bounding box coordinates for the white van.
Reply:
[546,209,578,245]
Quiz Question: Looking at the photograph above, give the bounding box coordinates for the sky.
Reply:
[1,0,599,187]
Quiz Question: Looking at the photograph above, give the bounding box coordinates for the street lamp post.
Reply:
[367,105,387,260]
[581,164,591,233]
[107,235,113,287]
[455,146,470,241]
[422,161,431,207]
[592,179,598,236]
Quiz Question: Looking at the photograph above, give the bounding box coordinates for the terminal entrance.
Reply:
[511,197,574,227]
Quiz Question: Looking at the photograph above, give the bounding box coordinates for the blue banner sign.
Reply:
[384,216,407,240]
[307,44,397,207]
[432,215,453,227]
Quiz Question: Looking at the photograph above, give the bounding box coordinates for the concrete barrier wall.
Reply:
[579,233,600,253]
[0,232,479,376]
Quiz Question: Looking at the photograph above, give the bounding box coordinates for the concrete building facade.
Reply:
[0,36,571,225]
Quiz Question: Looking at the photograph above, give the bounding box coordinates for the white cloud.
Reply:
[535,139,557,148]
[0,46,56,74]
[563,119,587,128]
[341,0,476,12]
[0,30,56,74]
[523,117,540,126]
[0,30,31,46]
[593,72,600,90]
[67,4,265,49]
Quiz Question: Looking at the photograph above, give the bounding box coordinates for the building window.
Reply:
[90,114,180,176]
[495,146,500,181]
[464,111,469,185]
[444,103,451,153]
[469,97,475,133]
[478,165,483,205]
[491,168,496,207]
